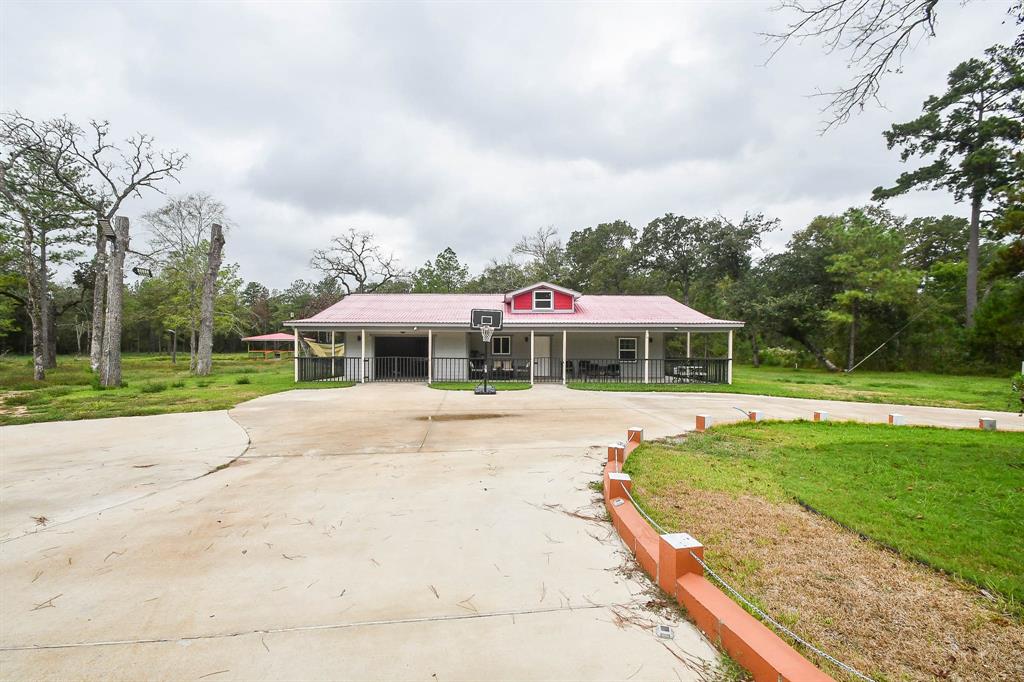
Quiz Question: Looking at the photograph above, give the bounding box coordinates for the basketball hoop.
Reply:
[480,324,495,343]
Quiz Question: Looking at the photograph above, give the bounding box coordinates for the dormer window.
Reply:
[533,290,553,310]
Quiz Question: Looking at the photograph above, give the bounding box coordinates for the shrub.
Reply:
[1012,372,1024,415]
[140,382,167,394]
[234,376,251,385]
[170,380,186,388]
[759,347,800,367]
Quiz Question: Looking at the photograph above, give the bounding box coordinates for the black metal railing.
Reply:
[374,356,428,382]
[297,356,729,385]
[296,356,361,382]
[569,358,729,384]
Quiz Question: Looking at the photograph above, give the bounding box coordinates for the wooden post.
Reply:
[644,329,650,384]
[686,331,691,358]
[331,330,336,377]
[427,329,433,384]
[562,330,567,385]
[727,329,734,385]
[360,329,366,383]
[293,327,299,381]
[530,330,535,385]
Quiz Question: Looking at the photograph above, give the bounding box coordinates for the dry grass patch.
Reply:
[642,485,1024,681]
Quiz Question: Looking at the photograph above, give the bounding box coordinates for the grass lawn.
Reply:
[428,381,532,391]
[623,420,1024,604]
[571,365,1021,412]
[0,353,352,426]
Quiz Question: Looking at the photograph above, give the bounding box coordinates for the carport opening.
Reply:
[374,336,428,381]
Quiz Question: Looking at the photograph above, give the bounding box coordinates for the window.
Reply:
[532,290,553,310]
[618,337,638,361]
[492,335,511,355]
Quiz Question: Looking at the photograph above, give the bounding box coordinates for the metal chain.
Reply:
[611,478,876,682]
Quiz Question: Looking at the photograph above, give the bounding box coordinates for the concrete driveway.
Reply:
[1,384,1020,681]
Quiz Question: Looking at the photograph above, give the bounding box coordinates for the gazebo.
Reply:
[242,332,296,360]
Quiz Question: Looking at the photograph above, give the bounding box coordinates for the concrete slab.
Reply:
[3,382,1018,680]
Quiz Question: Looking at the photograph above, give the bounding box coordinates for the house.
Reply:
[284,282,743,385]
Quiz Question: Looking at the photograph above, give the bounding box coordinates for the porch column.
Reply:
[727,329,734,385]
[562,330,567,385]
[427,329,433,384]
[644,329,650,384]
[686,331,691,358]
[529,330,535,385]
[360,329,366,383]
[293,327,299,382]
[331,330,336,377]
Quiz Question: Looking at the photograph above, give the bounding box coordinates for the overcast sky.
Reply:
[2,1,1018,289]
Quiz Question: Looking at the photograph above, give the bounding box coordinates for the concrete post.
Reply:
[607,442,625,468]
[695,414,712,432]
[530,329,535,385]
[813,410,829,422]
[657,533,705,594]
[360,329,366,383]
[727,329,733,385]
[562,330,567,385]
[644,329,650,384]
[979,417,997,431]
[427,329,433,384]
[627,427,644,445]
[293,327,299,382]
[888,413,905,426]
[607,472,632,501]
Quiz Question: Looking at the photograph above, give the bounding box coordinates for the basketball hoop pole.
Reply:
[480,324,494,395]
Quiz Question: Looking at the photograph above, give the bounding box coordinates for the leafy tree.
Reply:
[465,257,530,293]
[822,208,921,369]
[873,44,1024,326]
[563,220,637,293]
[411,247,469,293]
[900,215,969,271]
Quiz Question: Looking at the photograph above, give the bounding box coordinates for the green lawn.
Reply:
[571,365,1020,412]
[0,354,352,426]
[428,382,532,391]
[623,421,1024,604]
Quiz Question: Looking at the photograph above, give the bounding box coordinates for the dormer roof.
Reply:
[503,282,581,303]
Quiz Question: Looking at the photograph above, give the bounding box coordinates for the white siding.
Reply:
[432,332,469,381]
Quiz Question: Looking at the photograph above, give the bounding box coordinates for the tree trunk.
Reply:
[90,220,108,372]
[45,297,57,368]
[846,299,857,372]
[194,223,225,376]
[38,235,56,369]
[966,194,981,327]
[100,217,129,387]
[189,330,197,372]
[749,330,761,368]
[790,329,840,372]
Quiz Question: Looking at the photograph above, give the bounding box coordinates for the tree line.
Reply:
[2,41,1021,377]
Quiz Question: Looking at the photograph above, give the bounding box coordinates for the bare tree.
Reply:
[512,225,566,282]
[764,0,942,130]
[310,229,404,293]
[100,216,129,387]
[3,113,187,371]
[194,223,225,376]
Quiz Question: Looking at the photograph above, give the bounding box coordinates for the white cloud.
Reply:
[2,0,1018,288]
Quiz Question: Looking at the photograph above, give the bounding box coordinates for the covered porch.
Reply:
[291,327,736,385]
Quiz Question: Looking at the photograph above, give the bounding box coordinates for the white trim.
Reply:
[532,290,553,311]
[643,329,649,384]
[293,327,299,382]
[504,281,581,301]
[331,330,336,376]
[427,329,433,384]
[686,332,691,357]
[727,329,734,385]
[617,336,638,361]
[360,329,366,383]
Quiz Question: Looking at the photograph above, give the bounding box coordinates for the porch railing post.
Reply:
[686,331,691,358]
[427,329,433,384]
[530,330,535,385]
[644,329,650,384]
[360,329,366,383]
[727,329,734,385]
[562,330,567,385]
[331,330,336,377]
[293,327,299,382]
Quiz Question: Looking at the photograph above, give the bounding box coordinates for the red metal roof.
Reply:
[287,294,742,329]
[241,332,295,342]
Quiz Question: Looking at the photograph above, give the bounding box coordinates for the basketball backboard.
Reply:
[470,308,504,330]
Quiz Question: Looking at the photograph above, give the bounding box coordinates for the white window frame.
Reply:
[492,335,511,355]
[532,290,553,311]
[617,337,638,362]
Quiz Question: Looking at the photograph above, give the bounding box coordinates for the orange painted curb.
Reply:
[602,428,835,682]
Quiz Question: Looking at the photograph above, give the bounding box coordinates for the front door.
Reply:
[534,335,551,377]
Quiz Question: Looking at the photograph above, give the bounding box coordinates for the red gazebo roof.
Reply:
[241,332,295,342]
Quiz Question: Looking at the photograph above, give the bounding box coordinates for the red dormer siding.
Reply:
[510,288,575,312]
